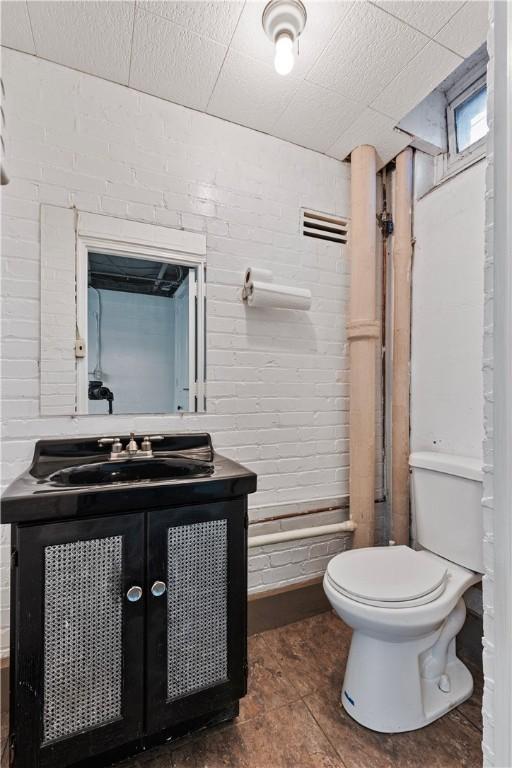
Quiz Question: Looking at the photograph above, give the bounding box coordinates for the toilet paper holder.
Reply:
[241,267,312,311]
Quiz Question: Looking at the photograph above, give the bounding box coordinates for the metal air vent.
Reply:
[302,210,348,244]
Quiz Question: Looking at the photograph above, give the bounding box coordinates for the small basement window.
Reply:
[446,64,488,170]
[454,85,487,152]
[427,47,488,188]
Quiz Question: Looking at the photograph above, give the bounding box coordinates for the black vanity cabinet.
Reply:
[145,502,247,733]
[13,513,146,768]
[3,435,256,768]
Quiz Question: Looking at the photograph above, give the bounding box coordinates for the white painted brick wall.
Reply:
[482,5,495,764]
[40,205,77,415]
[0,49,384,656]
[248,507,354,592]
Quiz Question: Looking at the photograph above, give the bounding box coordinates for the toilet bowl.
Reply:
[323,452,484,733]
[324,546,480,732]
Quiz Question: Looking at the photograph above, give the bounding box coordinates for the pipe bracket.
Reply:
[346,320,380,341]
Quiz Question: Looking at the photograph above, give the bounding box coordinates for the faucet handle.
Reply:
[98,437,122,456]
[141,435,164,453]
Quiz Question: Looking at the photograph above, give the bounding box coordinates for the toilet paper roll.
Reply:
[246,281,312,310]
[244,267,273,287]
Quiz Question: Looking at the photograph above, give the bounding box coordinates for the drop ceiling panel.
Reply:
[229,0,354,79]
[435,1,489,58]
[207,49,300,134]
[142,1,244,46]
[307,2,429,104]
[372,41,462,121]
[27,1,134,84]
[373,0,464,38]
[272,81,365,154]
[1,0,481,171]
[328,108,411,169]
[130,7,227,111]
[1,1,35,54]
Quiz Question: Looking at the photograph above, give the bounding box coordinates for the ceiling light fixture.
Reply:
[262,0,307,76]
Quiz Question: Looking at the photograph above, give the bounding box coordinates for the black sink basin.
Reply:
[1,434,257,525]
[48,457,215,487]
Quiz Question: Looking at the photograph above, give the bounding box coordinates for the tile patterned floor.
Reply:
[120,611,483,768]
[0,611,482,768]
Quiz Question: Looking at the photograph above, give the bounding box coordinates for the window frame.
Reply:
[447,73,487,160]
[76,214,206,415]
[436,62,488,182]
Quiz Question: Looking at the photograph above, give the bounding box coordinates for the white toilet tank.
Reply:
[410,452,484,573]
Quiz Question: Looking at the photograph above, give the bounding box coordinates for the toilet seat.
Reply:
[326,546,448,608]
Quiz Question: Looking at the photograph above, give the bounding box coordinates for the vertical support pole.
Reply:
[391,148,413,545]
[488,2,512,762]
[348,145,379,548]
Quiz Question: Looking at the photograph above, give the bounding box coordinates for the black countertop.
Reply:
[2,433,257,525]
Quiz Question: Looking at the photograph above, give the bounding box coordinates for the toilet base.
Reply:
[340,625,474,733]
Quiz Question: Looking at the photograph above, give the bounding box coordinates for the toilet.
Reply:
[323,451,483,734]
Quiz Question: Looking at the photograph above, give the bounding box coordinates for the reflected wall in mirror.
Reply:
[86,253,196,415]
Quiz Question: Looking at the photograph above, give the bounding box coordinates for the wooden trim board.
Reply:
[248,577,330,636]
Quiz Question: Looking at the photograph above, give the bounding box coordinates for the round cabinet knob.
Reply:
[126,585,143,602]
[151,580,166,597]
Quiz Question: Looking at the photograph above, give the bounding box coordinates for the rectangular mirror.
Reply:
[40,208,206,416]
[85,252,197,415]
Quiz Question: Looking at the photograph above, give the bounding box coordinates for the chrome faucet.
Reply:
[98,432,164,461]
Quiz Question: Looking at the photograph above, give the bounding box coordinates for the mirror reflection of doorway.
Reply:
[173,273,194,412]
[86,252,197,415]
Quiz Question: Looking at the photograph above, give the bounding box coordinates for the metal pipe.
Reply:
[347,145,379,548]
[248,521,356,549]
[152,262,168,293]
[391,148,414,545]
[88,270,180,286]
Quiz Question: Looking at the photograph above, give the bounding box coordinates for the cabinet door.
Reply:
[146,499,247,732]
[13,514,145,768]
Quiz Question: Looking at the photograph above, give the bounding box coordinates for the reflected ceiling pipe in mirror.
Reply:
[262,0,307,76]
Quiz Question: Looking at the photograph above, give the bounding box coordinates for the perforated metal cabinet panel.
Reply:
[43,536,123,744]
[167,520,228,700]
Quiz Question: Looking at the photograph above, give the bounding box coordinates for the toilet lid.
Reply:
[326,546,447,606]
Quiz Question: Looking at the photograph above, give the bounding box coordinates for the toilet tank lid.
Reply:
[409,452,482,481]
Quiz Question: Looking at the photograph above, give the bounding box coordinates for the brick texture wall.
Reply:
[0,48,385,655]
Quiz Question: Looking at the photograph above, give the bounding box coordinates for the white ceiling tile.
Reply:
[371,41,461,121]
[1,1,35,54]
[327,108,411,168]
[129,8,227,111]
[27,1,134,84]
[207,49,299,134]
[373,1,464,38]
[140,1,244,45]
[3,0,447,167]
[307,2,429,104]
[435,1,489,58]
[229,0,354,79]
[272,81,365,153]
